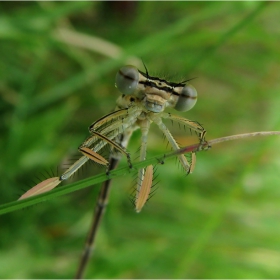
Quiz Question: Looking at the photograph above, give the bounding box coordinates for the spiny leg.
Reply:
[161,112,206,143]
[73,106,140,174]
[152,116,194,174]
[159,113,207,173]
[80,131,132,169]
[68,105,141,180]
[19,108,141,200]
[82,108,141,159]
[89,106,140,132]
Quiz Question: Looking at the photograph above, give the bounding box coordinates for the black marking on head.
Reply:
[138,69,189,95]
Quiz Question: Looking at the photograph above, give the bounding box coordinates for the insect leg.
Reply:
[19,109,140,200]
[161,112,206,143]
[153,116,193,174]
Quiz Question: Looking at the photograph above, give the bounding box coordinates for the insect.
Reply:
[19,65,207,278]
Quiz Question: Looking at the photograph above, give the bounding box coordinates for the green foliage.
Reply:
[1,2,280,278]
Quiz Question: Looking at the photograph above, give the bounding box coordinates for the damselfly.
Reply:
[19,65,207,278]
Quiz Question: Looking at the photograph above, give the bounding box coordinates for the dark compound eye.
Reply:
[174,84,197,112]
[115,65,139,95]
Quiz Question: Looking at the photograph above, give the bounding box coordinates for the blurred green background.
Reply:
[1,1,280,278]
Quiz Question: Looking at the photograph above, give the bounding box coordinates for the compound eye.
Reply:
[174,84,197,112]
[115,65,139,95]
